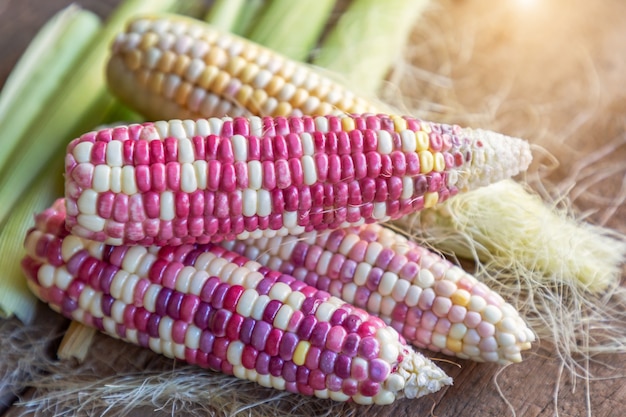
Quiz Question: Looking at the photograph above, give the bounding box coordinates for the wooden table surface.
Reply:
[1,1,625,416]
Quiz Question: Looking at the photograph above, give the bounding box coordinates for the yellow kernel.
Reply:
[292,341,310,366]
[210,71,231,94]
[226,56,247,76]
[248,89,269,114]
[274,101,293,117]
[205,47,227,68]
[265,75,285,96]
[157,50,176,73]
[392,115,407,132]
[136,69,150,86]
[446,338,463,353]
[174,82,193,106]
[423,192,439,208]
[419,150,434,173]
[239,62,260,84]
[139,32,158,50]
[289,87,308,107]
[416,131,430,151]
[148,72,164,94]
[421,122,432,133]
[434,152,446,172]
[124,50,142,71]
[315,102,334,117]
[197,66,219,89]
[451,289,471,307]
[173,54,191,76]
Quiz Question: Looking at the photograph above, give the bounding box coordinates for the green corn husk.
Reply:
[204,0,248,32]
[313,0,431,93]
[0,0,179,231]
[231,0,266,36]
[0,5,100,173]
[0,153,64,324]
[246,0,337,61]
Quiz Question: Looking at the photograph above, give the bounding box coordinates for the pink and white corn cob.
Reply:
[221,224,535,364]
[64,114,532,246]
[22,199,452,405]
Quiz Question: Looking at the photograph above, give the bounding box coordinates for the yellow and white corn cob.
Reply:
[106,14,378,120]
[64,114,531,246]
[221,224,535,364]
[22,199,452,405]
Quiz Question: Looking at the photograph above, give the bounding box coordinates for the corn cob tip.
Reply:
[453,127,532,193]
[396,349,453,399]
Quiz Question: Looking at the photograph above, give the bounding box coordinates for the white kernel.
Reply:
[497,332,517,347]
[77,214,105,232]
[178,138,195,163]
[143,284,161,312]
[380,296,396,316]
[37,264,55,288]
[192,160,207,190]
[110,166,122,193]
[111,300,125,324]
[227,340,244,366]
[268,282,290,302]
[352,394,373,405]
[416,269,435,288]
[175,266,195,293]
[463,328,481,345]
[185,325,202,350]
[385,373,406,392]
[401,176,413,199]
[271,375,286,391]
[242,189,257,217]
[163,74,181,100]
[91,164,111,192]
[243,270,264,289]
[354,262,372,286]
[253,69,272,89]
[364,241,384,266]
[302,96,320,114]
[236,289,258,317]
[109,270,129,300]
[431,332,447,349]
[189,270,210,295]
[285,291,305,310]
[379,341,399,362]
[283,211,298,229]
[72,141,93,163]
[77,189,98,215]
[301,155,317,185]
[463,344,481,358]
[54,267,73,290]
[468,295,487,312]
[105,140,123,167]
[373,390,395,405]
[314,116,329,133]
[247,161,262,190]
[378,272,399,296]
[391,279,411,302]
[316,251,332,275]
[208,117,224,136]
[168,120,186,139]
[180,163,197,193]
[257,189,272,217]
[373,202,389,221]
[160,191,175,221]
[121,165,138,195]
[273,304,294,330]
[120,274,139,305]
[90,293,103,317]
[449,323,468,340]
[329,391,350,403]
[231,134,248,161]
[102,317,117,337]
[122,246,147,273]
[61,235,84,262]
[300,132,314,155]
[367,291,382,314]
[158,316,174,342]
[341,283,357,304]
[185,58,205,82]
[400,130,417,152]
[194,251,217,271]
[249,116,263,137]
[315,301,336,322]
[482,305,503,324]
[377,130,394,154]
[276,236,297,260]
[251,294,270,320]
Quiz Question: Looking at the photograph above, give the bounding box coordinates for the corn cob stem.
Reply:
[221,223,535,364]
[22,199,452,405]
[64,114,531,246]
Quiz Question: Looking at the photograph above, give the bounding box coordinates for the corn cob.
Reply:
[22,199,452,405]
[221,223,535,364]
[64,114,531,246]
[106,14,381,120]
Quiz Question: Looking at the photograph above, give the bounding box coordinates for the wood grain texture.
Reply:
[1,0,624,416]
